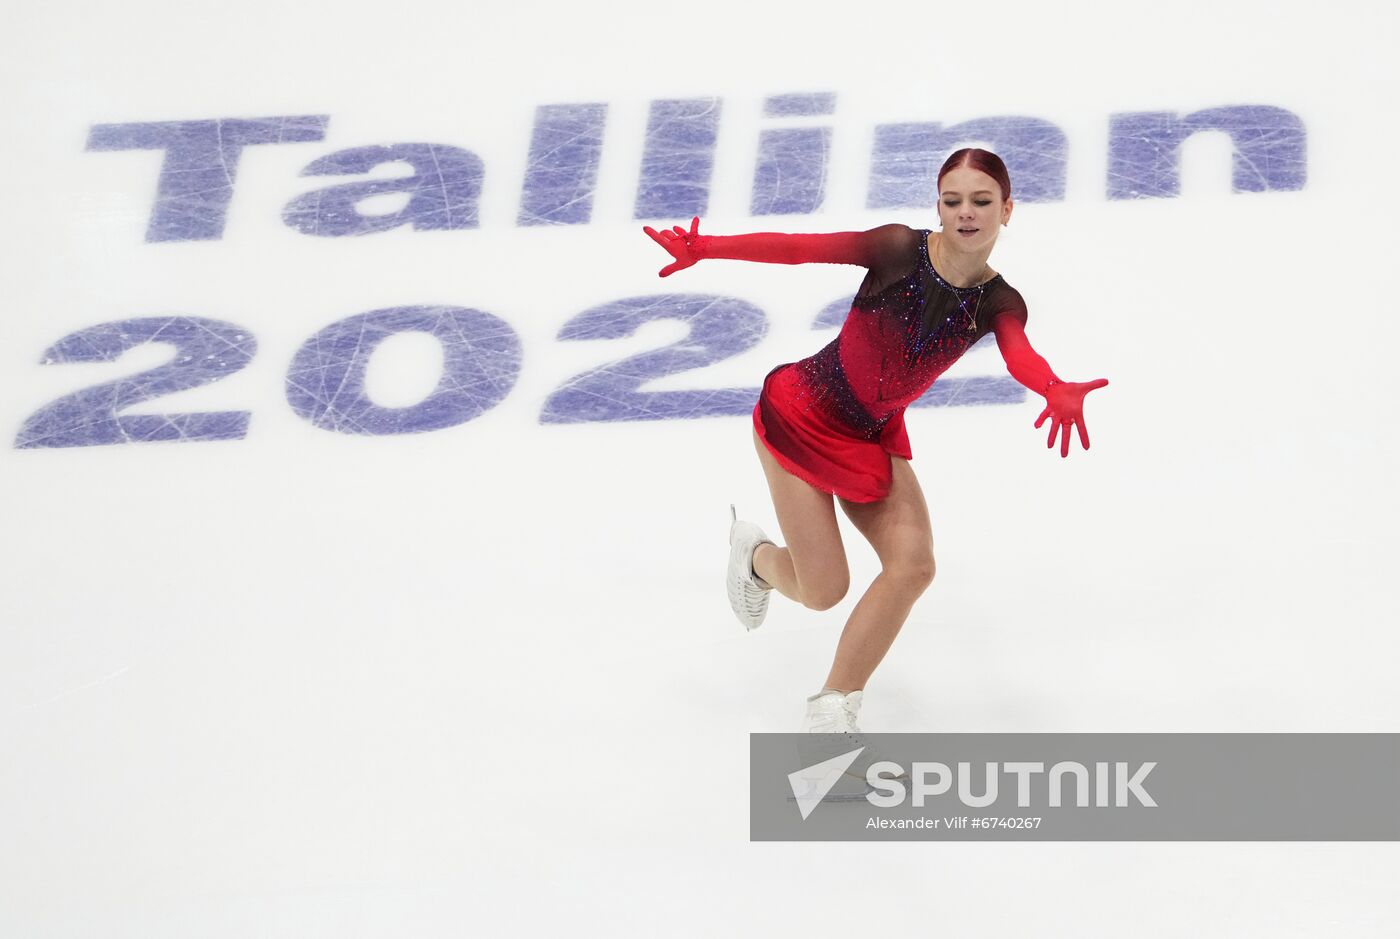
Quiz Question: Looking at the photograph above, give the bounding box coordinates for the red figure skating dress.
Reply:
[753,225,1028,502]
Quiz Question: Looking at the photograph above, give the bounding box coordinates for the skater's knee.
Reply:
[886,552,935,591]
[802,590,846,612]
[800,575,850,611]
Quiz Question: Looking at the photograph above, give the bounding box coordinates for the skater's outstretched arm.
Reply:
[643,216,904,278]
[993,311,1109,459]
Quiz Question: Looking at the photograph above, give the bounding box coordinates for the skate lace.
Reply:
[738,543,771,614]
[741,580,769,614]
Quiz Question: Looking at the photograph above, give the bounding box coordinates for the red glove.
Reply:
[642,216,893,276]
[1036,379,1109,458]
[643,216,703,277]
[993,312,1108,458]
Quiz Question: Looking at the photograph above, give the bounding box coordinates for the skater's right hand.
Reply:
[642,216,703,277]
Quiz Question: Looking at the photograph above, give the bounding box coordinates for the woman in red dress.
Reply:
[644,148,1108,733]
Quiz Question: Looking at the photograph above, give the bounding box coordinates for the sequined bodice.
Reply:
[785,228,1022,439]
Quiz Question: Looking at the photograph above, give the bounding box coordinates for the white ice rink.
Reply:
[2,0,1398,934]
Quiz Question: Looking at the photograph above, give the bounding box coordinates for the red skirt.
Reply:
[752,362,912,504]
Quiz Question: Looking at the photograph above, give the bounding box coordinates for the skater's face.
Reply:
[937,166,1013,252]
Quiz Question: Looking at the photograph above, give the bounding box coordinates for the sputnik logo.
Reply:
[788,746,865,820]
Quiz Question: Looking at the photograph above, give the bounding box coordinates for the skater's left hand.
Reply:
[1035,378,1108,458]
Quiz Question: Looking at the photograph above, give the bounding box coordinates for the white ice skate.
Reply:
[799,689,910,788]
[727,503,775,631]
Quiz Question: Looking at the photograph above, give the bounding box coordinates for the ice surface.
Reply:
[1,0,1398,935]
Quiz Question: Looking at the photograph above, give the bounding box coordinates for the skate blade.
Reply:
[786,773,878,803]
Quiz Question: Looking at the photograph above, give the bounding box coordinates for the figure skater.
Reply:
[643,148,1108,734]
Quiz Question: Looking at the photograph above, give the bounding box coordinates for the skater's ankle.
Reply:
[750,543,774,590]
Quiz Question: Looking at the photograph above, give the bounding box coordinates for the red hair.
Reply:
[937,148,1012,202]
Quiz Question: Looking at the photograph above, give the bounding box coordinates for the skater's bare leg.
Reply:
[751,427,850,610]
[823,456,936,692]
